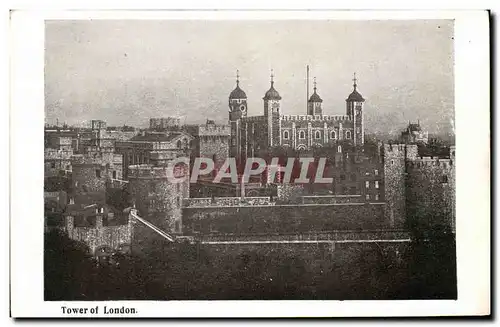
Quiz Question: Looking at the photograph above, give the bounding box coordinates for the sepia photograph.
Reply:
[43,18,457,301]
[9,9,490,318]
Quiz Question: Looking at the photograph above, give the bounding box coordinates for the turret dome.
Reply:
[263,83,282,101]
[308,78,323,103]
[229,85,247,100]
[229,70,247,100]
[346,73,365,102]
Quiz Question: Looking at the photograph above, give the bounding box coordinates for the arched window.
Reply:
[331,130,337,140]
[299,131,305,139]
[315,131,321,139]
[283,130,289,140]
[177,140,182,148]
[338,145,342,153]
[346,130,352,139]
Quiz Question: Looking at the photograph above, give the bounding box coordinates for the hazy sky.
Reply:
[45,20,454,134]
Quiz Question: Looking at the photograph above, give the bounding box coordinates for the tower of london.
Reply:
[229,70,365,160]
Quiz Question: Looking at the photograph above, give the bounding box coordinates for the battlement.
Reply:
[280,114,351,121]
[244,116,267,122]
[382,144,419,161]
[44,148,73,160]
[71,153,118,166]
[183,196,273,207]
[407,157,452,169]
[197,124,231,136]
[127,164,187,179]
[383,144,407,153]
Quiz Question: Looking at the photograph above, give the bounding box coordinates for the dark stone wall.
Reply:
[182,203,387,234]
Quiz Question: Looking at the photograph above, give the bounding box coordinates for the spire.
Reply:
[270,69,274,87]
[352,72,357,90]
[313,77,317,93]
[236,69,240,87]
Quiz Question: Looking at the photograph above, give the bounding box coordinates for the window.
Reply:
[338,145,342,153]
[391,160,395,165]
[365,194,370,200]
[375,194,379,200]
[375,181,379,189]
[357,127,361,133]
[331,130,337,139]
[374,169,379,176]
[232,138,236,146]
[51,162,56,169]
[112,171,116,179]
[340,174,346,181]
[350,187,357,194]
[96,169,101,178]
[315,131,321,139]
[283,130,289,140]
[299,131,306,139]
[351,174,357,181]
[177,140,182,148]
[346,130,352,139]
[441,175,448,184]
[365,181,370,189]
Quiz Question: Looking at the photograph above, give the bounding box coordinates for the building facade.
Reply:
[229,71,365,160]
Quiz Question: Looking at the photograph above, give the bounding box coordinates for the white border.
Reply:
[10,10,490,317]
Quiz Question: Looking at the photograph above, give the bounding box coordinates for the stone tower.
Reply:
[346,73,365,146]
[127,164,189,234]
[229,70,247,159]
[263,70,282,147]
[307,77,323,116]
[382,144,418,228]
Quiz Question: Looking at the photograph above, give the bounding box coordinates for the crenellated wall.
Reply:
[65,214,132,256]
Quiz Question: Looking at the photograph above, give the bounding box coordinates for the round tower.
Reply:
[346,73,365,146]
[228,69,248,121]
[307,77,323,116]
[127,164,188,234]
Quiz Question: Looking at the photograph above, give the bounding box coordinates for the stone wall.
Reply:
[406,157,455,229]
[65,215,132,255]
[382,144,417,228]
[277,184,304,202]
[184,196,272,207]
[182,203,387,235]
[301,195,364,204]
